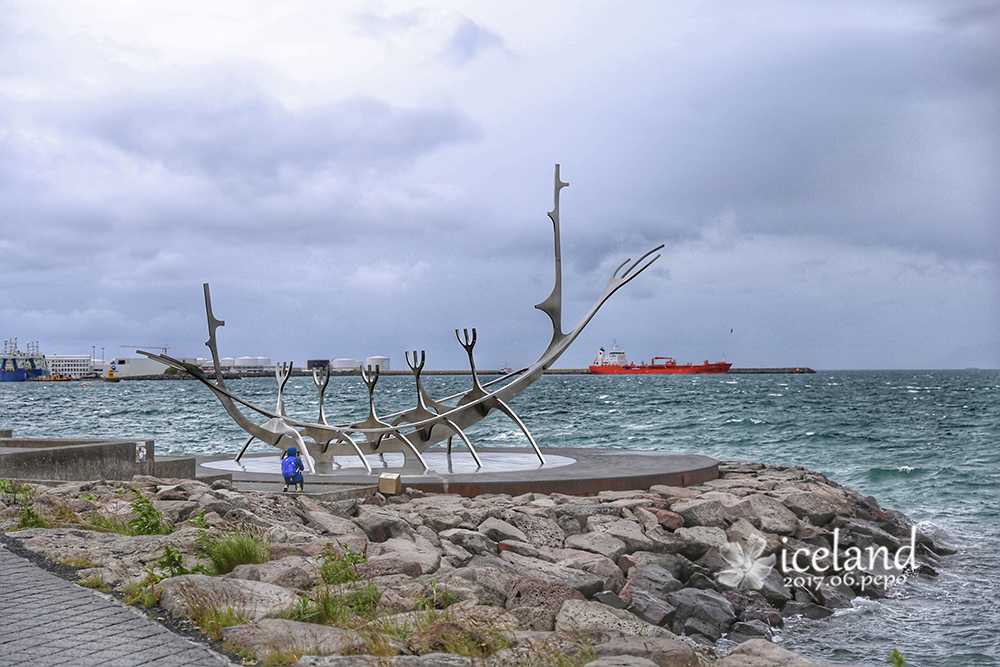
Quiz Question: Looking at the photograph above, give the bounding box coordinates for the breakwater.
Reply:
[0,459,947,666]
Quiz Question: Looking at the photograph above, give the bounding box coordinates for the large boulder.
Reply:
[618,565,684,626]
[558,550,626,594]
[730,495,799,536]
[778,491,838,526]
[157,574,299,622]
[229,555,323,590]
[593,635,702,667]
[221,619,368,659]
[352,506,416,543]
[498,551,605,597]
[564,532,628,562]
[554,599,676,638]
[666,588,737,642]
[501,510,565,549]
[670,499,729,529]
[440,528,499,556]
[477,517,529,544]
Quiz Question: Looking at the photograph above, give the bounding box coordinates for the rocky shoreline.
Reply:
[0,461,952,667]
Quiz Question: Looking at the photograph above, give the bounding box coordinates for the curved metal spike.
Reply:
[313,366,331,425]
[492,396,545,465]
[440,417,482,468]
[275,361,294,416]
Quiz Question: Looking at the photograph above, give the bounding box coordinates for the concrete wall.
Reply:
[0,437,156,481]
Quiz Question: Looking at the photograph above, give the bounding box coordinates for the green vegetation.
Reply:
[318,542,366,585]
[127,490,174,535]
[77,572,112,594]
[887,649,908,667]
[203,527,271,575]
[16,506,49,529]
[283,582,381,626]
[411,577,458,611]
[0,479,37,505]
[188,601,252,642]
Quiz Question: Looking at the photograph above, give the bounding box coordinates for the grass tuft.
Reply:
[204,527,271,575]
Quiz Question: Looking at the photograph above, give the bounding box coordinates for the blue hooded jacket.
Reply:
[281,446,304,482]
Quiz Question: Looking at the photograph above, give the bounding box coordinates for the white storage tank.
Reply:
[365,356,390,372]
[331,358,362,370]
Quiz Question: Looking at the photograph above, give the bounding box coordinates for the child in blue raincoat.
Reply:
[281,446,305,493]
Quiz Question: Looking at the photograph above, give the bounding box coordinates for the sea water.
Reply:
[2,370,998,666]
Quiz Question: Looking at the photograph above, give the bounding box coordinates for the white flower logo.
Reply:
[717,534,775,590]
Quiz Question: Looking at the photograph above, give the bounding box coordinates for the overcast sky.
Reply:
[1,0,997,371]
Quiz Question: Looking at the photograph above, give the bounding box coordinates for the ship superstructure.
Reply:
[1,339,50,382]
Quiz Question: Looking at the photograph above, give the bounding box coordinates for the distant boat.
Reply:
[38,373,73,382]
[589,343,731,375]
[1,339,50,382]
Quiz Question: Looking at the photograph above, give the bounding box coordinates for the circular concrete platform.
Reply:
[198,447,718,497]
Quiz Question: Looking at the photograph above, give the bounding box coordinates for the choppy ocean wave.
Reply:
[2,369,999,666]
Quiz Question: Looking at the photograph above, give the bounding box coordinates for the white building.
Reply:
[195,356,274,374]
[331,358,362,371]
[46,355,92,379]
[94,356,170,377]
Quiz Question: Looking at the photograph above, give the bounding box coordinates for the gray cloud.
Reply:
[76,81,479,193]
[441,17,506,66]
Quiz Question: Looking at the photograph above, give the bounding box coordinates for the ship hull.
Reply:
[589,361,731,375]
[0,368,49,382]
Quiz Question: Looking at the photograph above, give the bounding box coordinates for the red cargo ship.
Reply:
[588,343,731,375]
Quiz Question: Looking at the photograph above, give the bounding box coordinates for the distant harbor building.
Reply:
[331,358,362,371]
[46,355,93,379]
[306,359,330,370]
[365,356,390,372]
[94,357,169,377]
[195,356,273,374]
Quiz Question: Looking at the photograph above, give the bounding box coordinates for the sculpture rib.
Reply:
[139,164,661,472]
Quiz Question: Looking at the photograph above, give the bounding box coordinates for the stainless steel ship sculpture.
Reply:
[140,165,662,474]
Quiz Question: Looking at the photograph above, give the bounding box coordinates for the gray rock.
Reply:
[151,500,198,522]
[230,555,322,590]
[726,620,774,644]
[366,537,442,574]
[506,576,585,612]
[557,514,583,536]
[593,635,702,667]
[730,495,799,536]
[501,510,565,549]
[779,492,837,526]
[478,517,529,544]
[565,532,628,562]
[715,637,857,666]
[558,550,626,594]
[157,574,299,622]
[598,520,657,553]
[211,488,250,509]
[673,526,728,560]
[670,499,730,528]
[499,551,605,597]
[428,566,515,607]
[666,588,736,641]
[308,511,367,538]
[353,505,415,542]
[583,657,659,667]
[222,619,367,658]
[781,602,833,619]
[554,599,676,638]
[440,528,499,556]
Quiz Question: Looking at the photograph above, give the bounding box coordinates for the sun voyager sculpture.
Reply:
[140,165,662,474]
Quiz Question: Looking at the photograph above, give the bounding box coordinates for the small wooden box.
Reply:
[378,472,403,495]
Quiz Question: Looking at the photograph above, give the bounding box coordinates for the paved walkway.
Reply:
[0,543,233,667]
